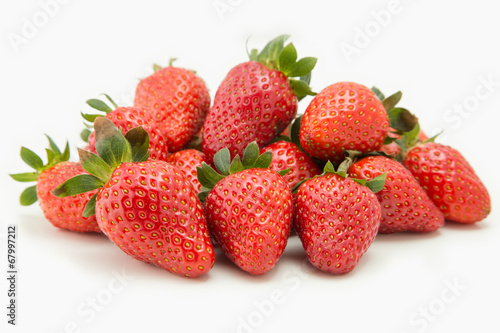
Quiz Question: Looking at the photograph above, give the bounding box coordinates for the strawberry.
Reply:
[53,118,215,278]
[202,35,317,163]
[260,140,321,189]
[402,141,491,224]
[299,82,389,163]
[10,136,100,232]
[166,149,206,193]
[348,155,444,233]
[197,142,293,275]
[294,161,384,274]
[82,95,168,161]
[134,61,211,152]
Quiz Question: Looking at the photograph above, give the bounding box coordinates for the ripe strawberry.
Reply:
[166,149,206,193]
[348,155,444,233]
[197,142,293,275]
[134,61,211,152]
[402,142,491,223]
[294,161,384,274]
[300,82,389,163]
[82,96,168,161]
[53,118,215,278]
[10,136,100,232]
[260,140,321,189]
[202,35,317,163]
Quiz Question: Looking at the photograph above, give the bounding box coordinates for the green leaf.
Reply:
[10,172,39,182]
[197,190,209,203]
[288,57,317,78]
[153,64,162,72]
[94,117,132,168]
[300,72,312,86]
[102,94,118,109]
[388,108,419,132]
[60,141,70,162]
[81,112,103,123]
[78,148,113,183]
[249,48,258,61]
[86,99,112,113]
[82,193,97,217]
[45,149,55,165]
[291,115,303,148]
[323,161,336,174]
[382,91,402,112]
[365,173,387,193]
[371,86,385,101]
[424,130,442,143]
[277,168,291,177]
[352,178,367,186]
[242,142,260,167]
[213,148,231,176]
[278,43,298,76]
[383,135,397,145]
[20,185,37,206]
[81,129,92,142]
[45,135,61,159]
[229,155,244,174]
[253,151,272,169]
[336,159,350,178]
[257,35,290,67]
[125,126,150,163]
[289,79,316,101]
[51,174,104,198]
[20,147,43,171]
[197,163,224,189]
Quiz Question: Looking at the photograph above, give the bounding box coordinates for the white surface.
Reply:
[1,1,499,332]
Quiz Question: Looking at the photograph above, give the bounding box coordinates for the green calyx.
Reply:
[371,87,419,133]
[197,141,289,202]
[10,135,70,206]
[248,35,317,101]
[80,94,119,142]
[291,155,386,194]
[52,117,150,217]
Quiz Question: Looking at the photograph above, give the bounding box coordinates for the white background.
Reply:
[1,1,499,332]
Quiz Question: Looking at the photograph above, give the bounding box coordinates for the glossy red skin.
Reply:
[348,156,444,233]
[38,162,100,232]
[96,161,215,278]
[86,107,168,161]
[403,142,491,223]
[166,149,206,193]
[260,141,321,189]
[204,168,293,275]
[134,67,210,152]
[294,173,381,274]
[300,82,389,163]
[202,61,298,163]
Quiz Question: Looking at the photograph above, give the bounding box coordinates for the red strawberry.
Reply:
[348,155,444,233]
[202,35,317,163]
[260,140,321,189]
[299,82,389,163]
[402,142,491,223]
[166,149,206,193]
[198,142,293,275]
[53,118,215,278]
[134,62,211,152]
[10,136,100,232]
[294,161,383,274]
[82,97,168,161]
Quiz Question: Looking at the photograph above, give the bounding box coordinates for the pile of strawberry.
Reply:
[11,36,491,278]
